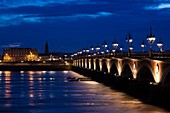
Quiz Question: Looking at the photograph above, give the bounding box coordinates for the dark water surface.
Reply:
[0,71,168,113]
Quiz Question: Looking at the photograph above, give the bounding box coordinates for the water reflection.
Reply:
[0,71,168,113]
[4,71,11,99]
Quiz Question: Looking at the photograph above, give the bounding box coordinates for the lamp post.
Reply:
[112,40,118,57]
[95,45,100,55]
[126,32,133,57]
[90,46,94,56]
[157,40,163,53]
[86,49,90,56]
[146,27,156,58]
[120,45,124,56]
[102,41,108,57]
[141,40,146,56]
[129,46,133,52]
[102,41,108,50]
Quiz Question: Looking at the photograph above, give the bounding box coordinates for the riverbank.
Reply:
[0,62,72,71]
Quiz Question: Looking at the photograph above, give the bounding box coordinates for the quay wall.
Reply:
[0,62,71,71]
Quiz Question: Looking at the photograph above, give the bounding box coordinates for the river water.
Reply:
[0,71,168,113]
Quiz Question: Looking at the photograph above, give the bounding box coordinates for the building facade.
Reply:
[3,48,38,62]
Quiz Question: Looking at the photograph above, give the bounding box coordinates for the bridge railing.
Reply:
[73,51,170,60]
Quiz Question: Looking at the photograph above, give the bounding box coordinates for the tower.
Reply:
[45,41,49,54]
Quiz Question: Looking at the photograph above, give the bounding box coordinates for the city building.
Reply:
[38,41,63,61]
[3,48,38,62]
[39,52,61,61]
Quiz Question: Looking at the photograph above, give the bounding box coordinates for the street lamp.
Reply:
[120,45,124,56]
[86,49,90,56]
[126,32,133,57]
[90,46,94,56]
[95,45,100,55]
[141,40,146,56]
[112,40,119,57]
[157,40,163,53]
[146,27,156,58]
[90,46,94,51]
[102,41,108,57]
[129,46,133,52]
[102,40,108,49]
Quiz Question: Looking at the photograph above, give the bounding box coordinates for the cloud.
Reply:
[0,0,107,9]
[0,12,113,27]
[65,12,113,19]
[145,3,170,10]
[1,43,22,48]
[0,14,42,27]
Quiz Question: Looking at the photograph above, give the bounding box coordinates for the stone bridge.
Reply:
[73,57,170,87]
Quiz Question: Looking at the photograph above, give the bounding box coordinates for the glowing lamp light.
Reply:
[112,40,119,56]
[112,50,115,52]
[101,51,104,54]
[95,46,100,51]
[90,45,94,51]
[157,42,163,48]
[141,40,146,48]
[156,64,159,75]
[83,49,86,52]
[147,37,156,45]
[133,62,137,79]
[146,27,156,57]
[133,62,136,71]
[86,49,90,53]
[155,64,160,83]
[103,44,108,48]
[129,46,133,51]
[157,41,163,52]
[126,33,133,43]
[102,41,108,48]
[112,42,119,49]
[129,38,133,43]
[120,45,124,51]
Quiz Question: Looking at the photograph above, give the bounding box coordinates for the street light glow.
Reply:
[146,27,156,57]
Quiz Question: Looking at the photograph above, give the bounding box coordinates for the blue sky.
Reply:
[0,0,170,53]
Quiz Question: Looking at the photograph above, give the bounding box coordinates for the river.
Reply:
[0,71,168,113]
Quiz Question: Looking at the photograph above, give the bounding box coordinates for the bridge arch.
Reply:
[83,59,86,68]
[110,63,118,76]
[137,64,155,82]
[161,67,170,86]
[86,59,89,69]
[102,59,108,74]
[95,59,100,71]
[80,59,83,67]
[121,63,133,79]
[90,59,94,70]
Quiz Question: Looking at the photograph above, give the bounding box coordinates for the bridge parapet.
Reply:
[73,52,170,60]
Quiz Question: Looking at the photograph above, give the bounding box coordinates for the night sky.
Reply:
[0,0,170,53]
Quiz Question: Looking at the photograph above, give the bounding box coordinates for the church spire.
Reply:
[45,41,49,54]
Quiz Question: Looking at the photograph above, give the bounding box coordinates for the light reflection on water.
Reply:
[0,71,168,113]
